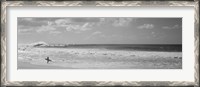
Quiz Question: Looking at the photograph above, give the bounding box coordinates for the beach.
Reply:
[18,46,182,69]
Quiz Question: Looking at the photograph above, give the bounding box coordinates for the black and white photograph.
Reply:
[17,17,182,69]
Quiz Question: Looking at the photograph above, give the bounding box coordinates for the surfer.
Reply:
[45,57,52,63]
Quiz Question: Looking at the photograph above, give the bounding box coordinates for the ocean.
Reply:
[39,44,182,52]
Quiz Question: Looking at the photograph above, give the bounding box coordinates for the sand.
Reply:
[17,47,182,69]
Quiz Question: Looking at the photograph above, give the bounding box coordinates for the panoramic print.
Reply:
[18,17,182,69]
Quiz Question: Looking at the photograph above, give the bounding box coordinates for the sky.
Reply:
[18,17,182,44]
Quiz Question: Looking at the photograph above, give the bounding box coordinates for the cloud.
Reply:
[85,32,125,40]
[18,18,137,34]
[96,18,106,26]
[65,22,94,32]
[18,18,46,27]
[85,31,102,40]
[54,18,96,33]
[49,31,61,34]
[18,29,33,34]
[137,24,154,29]
[22,18,33,21]
[72,18,100,23]
[92,31,102,35]
[48,21,54,26]
[19,18,96,34]
[151,32,157,37]
[36,25,56,33]
[65,24,79,31]
[80,22,94,31]
[96,18,134,27]
[18,25,34,34]
[112,18,133,27]
[18,29,31,33]
[162,24,181,29]
[55,19,71,26]
[32,18,95,33]
[148,31,162,39]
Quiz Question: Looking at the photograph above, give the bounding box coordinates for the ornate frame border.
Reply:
[1,1,199,87]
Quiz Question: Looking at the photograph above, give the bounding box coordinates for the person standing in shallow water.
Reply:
[45,57,52,63]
